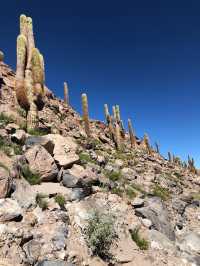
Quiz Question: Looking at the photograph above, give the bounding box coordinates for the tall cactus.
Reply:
[0,51,4,62]
[143,134,152,155]
[82,93,91,137]
[104,104,110,124]
[115,105,121,123]
[15,14,46,130]
[168,152,172,162]
[115,123,121,150]
[128,118,136,148]
[64,82,69,105]
[155,142,160,154]
[112,106,117,121]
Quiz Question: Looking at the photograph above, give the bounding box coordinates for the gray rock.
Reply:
[23,239,41,265]
[25,136,54,155]
[36,261,74,266]
[62,173,80,188]
[149,230,176,253]
[0,166,11,198]
[12,178,36,209]
[135,197,175,241]
[0,198,22,222]
[71,188,91,201]
[172,198,187,215]
[177,232,200,254]
[25,145,58,181]
[131,198,144,208]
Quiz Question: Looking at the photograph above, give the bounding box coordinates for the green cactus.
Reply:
[115,105,121,123]
[82,93,91,137]
[155,142,160,154]
[114,123,121,150]
[128,118,136,148]
[64,82,69,105]
[104,104,110,124]
[0,51,4,62]
[15,15,46,130]
[143,134,152,155]
[112,106,117,121]
[168,152,172,162]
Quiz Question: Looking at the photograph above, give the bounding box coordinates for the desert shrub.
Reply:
[111,187,123,197]
[55,194,66,208]
[0,136,22,156]
[0,112,14,125]
[130,228,149,250]
[104,170,121,182]
[21,165,41,185]
[125,186,137,200]
[27,128,47,136]
[85,210,116,260]
[36,193,48,210]
[0,162,9,172]
[152,184,170,201]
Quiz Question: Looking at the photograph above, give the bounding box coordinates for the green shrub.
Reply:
[36,193,48,210]
[111,187,123,197]
[0,113,15,125]
[21,165,41,185]
[0,162,9,172]
[0,136,23,156]
[125,186,137,200]
[130,228,149,250]
[55,194,66,208]
[104,170,121,182]
[27,128,47,136]
[130,183,147,195]
[152,184,170,201]
[17,108,26,118]
[85,210,116,259]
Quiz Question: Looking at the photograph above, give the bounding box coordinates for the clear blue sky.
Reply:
[1,0,200,166]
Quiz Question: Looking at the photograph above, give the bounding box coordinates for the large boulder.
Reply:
[135,197,175,241]
[25,145,58,181]
[25,136,54,155]
[0,198,22,222]
[32,182,72,198]
[0,166,11,198]
[177,232,200,254]
[12,178,36,209]
[45,134,79,168]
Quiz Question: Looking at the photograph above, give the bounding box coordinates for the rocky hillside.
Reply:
[0,14,200,266]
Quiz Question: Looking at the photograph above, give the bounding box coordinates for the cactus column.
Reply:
[82,93,91,137]
[128,118,136,148]
[15,14,46,130]
[0,51,4,62]
[64,82,69,105]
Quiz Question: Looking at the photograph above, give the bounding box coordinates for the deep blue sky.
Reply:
[1,0,200,166]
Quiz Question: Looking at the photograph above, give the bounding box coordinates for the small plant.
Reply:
[130,183,147,195]
[0,113,15,125]
[125,186,137,200]
[55,194,66,208]
[17,107,27,118]
[111,187,123,197]
[21,164,41,185]
[152,184,170,201]
[0,136,22,156]
[79,152,95,164]
[104,170,121,182]
[85,210,116,260]
[36,193,48,210]
[0,162,9,172]
[130,228,149,250]
[27,128,47,136]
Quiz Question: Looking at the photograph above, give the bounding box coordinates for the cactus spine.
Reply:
[15,14,46,130]
[64,82,69,105]
[82,93,90,137]
[128,118,136,148]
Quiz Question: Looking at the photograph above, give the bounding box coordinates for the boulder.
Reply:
[0,198,22,222]
[0,166,11,198]
[149,230,175,253]
[62,173,80,188]
[23,239,41,265]
[135,197,175,241]
[25,145,58,181]
[12,178,36,209]
[11,129,26,144]
[177,232,200,254]
[25,136,54,155]
[45,134,79,168]
[32,182,72,198]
